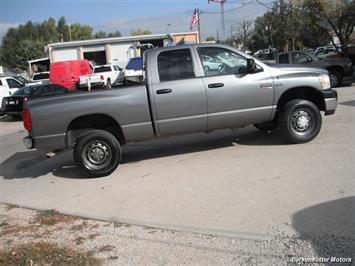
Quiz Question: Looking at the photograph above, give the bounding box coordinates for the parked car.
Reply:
[0,76,24,115]
[275,51,353,87]
[201,55,222,72]
[79,64,124,90]
[30,71,50,85]
[124,57,144,81]
[50,60,92,90]
[313,46,337,55]
[2,83,68,118]
[23,44,337,177]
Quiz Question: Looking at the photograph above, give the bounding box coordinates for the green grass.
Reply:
[0,242,101,266]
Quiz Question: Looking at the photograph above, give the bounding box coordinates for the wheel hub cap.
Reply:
[292,110,312,133]
[296,115,310,129]
[82,141,111,170]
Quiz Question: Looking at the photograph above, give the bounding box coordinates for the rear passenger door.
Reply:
[152,48,207,136]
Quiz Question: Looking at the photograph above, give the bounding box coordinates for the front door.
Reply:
[197,46,274,131]
[152,48,207,136]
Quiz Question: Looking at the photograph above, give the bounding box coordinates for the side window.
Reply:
[278,54,289,64]
[6,78,22,88]
[293,53,311,63]
[158,49,195,82]
[52,85,67,93]
[197,47,248,76]
[0,79,2,86]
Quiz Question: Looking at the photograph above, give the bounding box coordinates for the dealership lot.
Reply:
[0,85,354,247]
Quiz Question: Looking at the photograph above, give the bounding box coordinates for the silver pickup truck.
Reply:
[22,44,338,177]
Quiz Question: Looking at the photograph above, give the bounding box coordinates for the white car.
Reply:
[0,76,23,115]
[79,64,124,89]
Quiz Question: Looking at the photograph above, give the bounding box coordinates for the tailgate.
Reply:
[80,74,101,84]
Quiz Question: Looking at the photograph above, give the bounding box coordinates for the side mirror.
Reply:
[246,58,256,73]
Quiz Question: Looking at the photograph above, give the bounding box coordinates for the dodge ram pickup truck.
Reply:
[22,44,338,177]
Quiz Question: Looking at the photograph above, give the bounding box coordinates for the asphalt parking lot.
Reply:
[0,86,354,248]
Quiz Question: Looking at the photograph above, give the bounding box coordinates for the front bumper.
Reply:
[321,89,338,115]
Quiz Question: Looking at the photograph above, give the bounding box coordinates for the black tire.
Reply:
[279,99,322,144]
[329,70,342,87]
[74,130,121,177]
[254,121,277,132]
[105,79,111,89]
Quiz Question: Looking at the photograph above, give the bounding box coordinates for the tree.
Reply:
[205,36,215,41]
[235,20,253,50]
[301,0,355,54]
[56,16,70,42]
[0,17,123,69]
[94,30,122,39]
[131,29,152,36]
[70,23,93,40]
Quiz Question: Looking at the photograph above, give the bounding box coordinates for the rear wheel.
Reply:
[105,79,111,89]
[279,99,322,144]
[74,130,121,177]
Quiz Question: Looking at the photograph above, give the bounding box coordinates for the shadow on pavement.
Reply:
[0,127,290,179]
[0,150,86,179]
[292,197,355,260]
[122,127,287,163]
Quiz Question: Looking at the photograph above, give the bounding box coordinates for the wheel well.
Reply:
[277,87,325,112]
[326,66,343,76]
[66,114,125,146]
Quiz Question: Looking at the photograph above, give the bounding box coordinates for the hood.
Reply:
[270,64,328,75]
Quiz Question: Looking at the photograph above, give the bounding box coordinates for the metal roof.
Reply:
[48,32,198,49]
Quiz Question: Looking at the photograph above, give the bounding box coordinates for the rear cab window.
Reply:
[94,66,112,73]
[157,49,195,82]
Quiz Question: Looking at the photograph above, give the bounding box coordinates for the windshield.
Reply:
[94,66,112,73]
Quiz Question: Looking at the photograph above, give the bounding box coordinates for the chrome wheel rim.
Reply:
[290,110,314,135]
[81,140,111,170]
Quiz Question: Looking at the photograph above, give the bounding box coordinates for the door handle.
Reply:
[208,83,224,88]
[156,88,172,94]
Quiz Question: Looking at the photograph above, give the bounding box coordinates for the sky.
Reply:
[0,0,274,40]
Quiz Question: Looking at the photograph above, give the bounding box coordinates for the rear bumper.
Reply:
[23,133,66,152]
[321,89,338,115]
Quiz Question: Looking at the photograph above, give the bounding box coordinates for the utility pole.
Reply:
[221,0,225,42]
[208,0,226,42]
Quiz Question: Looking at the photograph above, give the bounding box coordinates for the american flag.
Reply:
[190,6,199,30]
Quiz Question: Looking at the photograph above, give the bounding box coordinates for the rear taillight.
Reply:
[100,75,104,80]
[22,109,32,132]
[23,97,28,101]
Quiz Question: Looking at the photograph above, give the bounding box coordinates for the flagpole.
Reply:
[197,4,201,43]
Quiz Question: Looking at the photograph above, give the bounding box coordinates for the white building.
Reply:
[46,32,199,68]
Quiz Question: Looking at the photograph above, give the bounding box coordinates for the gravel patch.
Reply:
[0,203,352,265]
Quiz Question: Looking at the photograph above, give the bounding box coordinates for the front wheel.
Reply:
[329,71,342,87]
[74,130,121,177]
[279,100,322,144]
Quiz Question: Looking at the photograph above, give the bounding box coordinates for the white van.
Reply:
[0,76,23,115]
